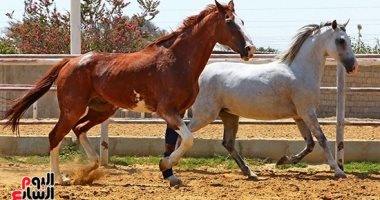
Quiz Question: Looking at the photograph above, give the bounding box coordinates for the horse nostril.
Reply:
[245,46,256,58]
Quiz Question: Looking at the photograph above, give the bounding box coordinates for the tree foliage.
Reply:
[352,38,380,54]
[2,0,165,54]
[256,46,278,54]
[351,24,379,54]
[0,39,17,54]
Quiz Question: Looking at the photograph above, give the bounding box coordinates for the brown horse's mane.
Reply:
[148,4,219,48]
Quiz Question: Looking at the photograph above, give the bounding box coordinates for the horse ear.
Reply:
[332,20,338,30]
[215,0,225,14]
[228,0,235,12]
[343,19,350,28]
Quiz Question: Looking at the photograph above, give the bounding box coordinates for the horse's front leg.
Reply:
[159,115,194,172]
[219,110,258,180]
[301,109,346,178]
[277,118,315,165]
[162,127,183,186]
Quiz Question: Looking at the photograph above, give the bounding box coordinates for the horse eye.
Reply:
[336,38,346,45]
[241,20,244,25]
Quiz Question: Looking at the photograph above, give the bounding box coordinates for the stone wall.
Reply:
[0,57,379,119]
[319,64,380,118]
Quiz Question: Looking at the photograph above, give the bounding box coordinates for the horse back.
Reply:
[65,49,197,113]
[196,62,299,119]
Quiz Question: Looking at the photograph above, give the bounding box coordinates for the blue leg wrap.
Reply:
[162,128,179,178]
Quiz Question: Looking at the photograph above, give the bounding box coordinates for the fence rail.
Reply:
[1,84,379,121]
[1,53,380,58]
[2,85,380,92]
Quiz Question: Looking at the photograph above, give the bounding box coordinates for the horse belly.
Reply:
[124,89,154,113]
[127,99,152,113]
[225,97,297,120]
[100,88,154,113]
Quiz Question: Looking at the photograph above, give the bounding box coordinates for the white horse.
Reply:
[187,20,358,179]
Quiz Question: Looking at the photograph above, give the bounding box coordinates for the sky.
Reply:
[0,0,379,51]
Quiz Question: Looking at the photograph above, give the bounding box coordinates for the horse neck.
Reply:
[290,35,328,86]
[171,14,219,80]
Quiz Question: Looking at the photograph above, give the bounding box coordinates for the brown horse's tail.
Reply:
[3,58,70,132]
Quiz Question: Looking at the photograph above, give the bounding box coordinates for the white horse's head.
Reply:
[323,20,359,74]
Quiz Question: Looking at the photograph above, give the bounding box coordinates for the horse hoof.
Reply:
[167,175,183,188]
[60,176,72,186]
[159,157,171,171]
[244,169,258,180]
[334,172,347,179]
[91,161,100,170]
[247,174,259,181]
[276,156,290,165]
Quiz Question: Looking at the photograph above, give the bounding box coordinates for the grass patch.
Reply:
[110,155,266,170]
[59,143,86,162]
[178,156,236,170]
[0,155,50,165]
[275,162,308,170]
[1,152,379,175]
[110,155,161,166]
[0,143,86,165]
[345,161,380,173]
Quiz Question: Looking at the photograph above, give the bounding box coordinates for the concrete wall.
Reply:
[0,136,379,163]
[319,65,380,118]
[0,57,379,119]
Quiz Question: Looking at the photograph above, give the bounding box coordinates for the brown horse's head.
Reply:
[214,0,255,61]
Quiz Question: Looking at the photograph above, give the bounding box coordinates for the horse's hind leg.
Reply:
[73,103,116,164]
[50,110,86,185]
[219,110,258,180]
[300,109,346,178]
[187,99,221,132]
[277,118,315,165]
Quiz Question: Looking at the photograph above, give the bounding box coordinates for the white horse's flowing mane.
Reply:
[278,21,339,64]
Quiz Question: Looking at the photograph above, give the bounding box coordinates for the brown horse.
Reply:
[3,0,255,185]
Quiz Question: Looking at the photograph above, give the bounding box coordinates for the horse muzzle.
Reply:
[349,61,359,75]
[345,59,359,75]
[241,45,256,61]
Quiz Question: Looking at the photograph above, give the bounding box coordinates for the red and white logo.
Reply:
[11,172,55,200]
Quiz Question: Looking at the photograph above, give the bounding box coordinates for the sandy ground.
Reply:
[0,122,379,199]
[0,162,379,200]
[1,123,379,140]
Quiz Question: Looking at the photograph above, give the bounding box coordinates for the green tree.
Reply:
[352,24,379,54]
[2,0,164,54]
[352,38,380,54]
[0,39,17,54]
[256,46,278,54]
[214,44,279,54]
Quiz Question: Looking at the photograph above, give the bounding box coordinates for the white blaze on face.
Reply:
[129,90,152,113]
[233,14,254,47]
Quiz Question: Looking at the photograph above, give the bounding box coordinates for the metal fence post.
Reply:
[70,0,81,143]
[336,64,346,170]
[70,0,81,54]
[100,119,110,166]
[32,102,38,119]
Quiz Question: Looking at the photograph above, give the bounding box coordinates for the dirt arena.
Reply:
[0,161,379,199]
[0,122,379,199]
